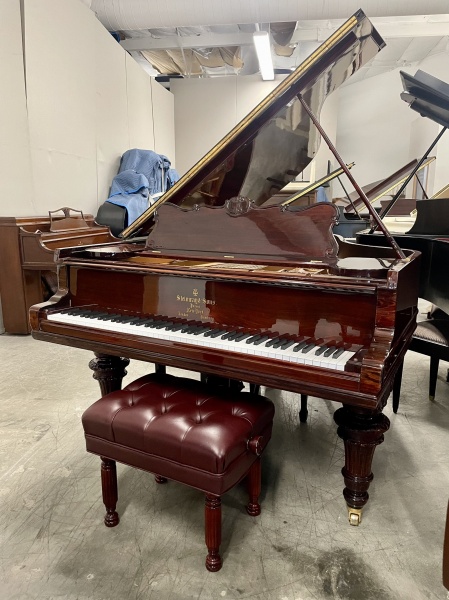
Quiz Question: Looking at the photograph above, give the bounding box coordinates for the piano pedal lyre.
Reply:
[348,506,363,526]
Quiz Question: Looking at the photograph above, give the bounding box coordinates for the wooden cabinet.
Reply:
[0,210,116,333]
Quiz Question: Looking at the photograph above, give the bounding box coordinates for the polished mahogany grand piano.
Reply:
[30,10,421,525]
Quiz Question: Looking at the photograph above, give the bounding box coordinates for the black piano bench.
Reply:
[393,318,449,412]
[81,373,275,572]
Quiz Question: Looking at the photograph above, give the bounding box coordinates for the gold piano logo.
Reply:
[176,289,215,318]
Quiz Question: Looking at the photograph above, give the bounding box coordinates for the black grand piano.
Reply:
[30,10,421,526]
[357,69,449,314]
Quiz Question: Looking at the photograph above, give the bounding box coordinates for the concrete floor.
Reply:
[0,330,448,600]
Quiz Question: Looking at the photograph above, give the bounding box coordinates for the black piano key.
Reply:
[332,347,345,359]
[323,346,337,357]
[233,333,252,342]
[209,329,227,338]
[110,315,126,322]
[120,316,141,324]
[246,334,262,344]
[315,345,328,356]
[265,337,282,348]
[167,323,185,331]
[293,340,309,352]
[221,330,238,340]
[253,335,270,346]
[143,318,156,327]
[181,324,198,333]
[279,340,296,351]
[301,342,316,353]
[154,321,172,329]
[272,338,287,349]
[131,317,148,325]
[203,328,218,337]
[226,330,244,341]
[92,312,111,320]
[193,326,210,335]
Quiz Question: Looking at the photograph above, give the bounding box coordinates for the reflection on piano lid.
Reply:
[121,10,385,239]
[279,162,355,207]
[338,157,435,213]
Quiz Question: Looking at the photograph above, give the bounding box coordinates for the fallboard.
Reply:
[67,266,377,345]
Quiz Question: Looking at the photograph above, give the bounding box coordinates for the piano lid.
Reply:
[342,157,435,212]
[400,70,449,129]
[122,9,384,239]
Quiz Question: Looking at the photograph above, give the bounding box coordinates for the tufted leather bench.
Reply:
[82,373,275,571]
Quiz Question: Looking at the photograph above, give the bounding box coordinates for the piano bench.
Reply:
[81,373,275,572]
[393,319,449,411]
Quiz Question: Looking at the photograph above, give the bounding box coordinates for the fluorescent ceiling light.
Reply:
[253,31,274,81]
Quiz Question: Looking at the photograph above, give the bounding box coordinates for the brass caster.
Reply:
[348,507,363,526]
[429,395,435,402]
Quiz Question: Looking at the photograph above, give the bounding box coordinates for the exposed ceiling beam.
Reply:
[120,15,449,52]
[292,15,449,42]
[121,32,255,51]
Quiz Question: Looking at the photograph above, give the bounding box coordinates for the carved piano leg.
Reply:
[334,405,390,526]
[88,353,130,395]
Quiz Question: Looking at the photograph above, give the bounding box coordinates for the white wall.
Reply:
[151,78,176,161]
[0,0,35,214]
[0,0,175,218]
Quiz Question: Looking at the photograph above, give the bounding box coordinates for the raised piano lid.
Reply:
[381,69,449,236]
[341,157,435,212]
[121,10,385,239]
[400,69,449,129]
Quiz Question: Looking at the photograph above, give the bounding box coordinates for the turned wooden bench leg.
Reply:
[246,457,261,516]
[101,457,119,527]
[205,494,222,572]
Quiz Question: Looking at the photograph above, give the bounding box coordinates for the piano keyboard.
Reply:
[47,308,357,371]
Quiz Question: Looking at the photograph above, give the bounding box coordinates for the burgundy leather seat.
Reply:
[82,373,275,571]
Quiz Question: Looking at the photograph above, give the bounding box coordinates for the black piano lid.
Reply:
[121,9,385,239]
[400,70,449,129]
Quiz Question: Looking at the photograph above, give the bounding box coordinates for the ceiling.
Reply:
[85,1,449,84]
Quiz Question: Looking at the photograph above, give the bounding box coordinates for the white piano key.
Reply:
[47,311,356,371]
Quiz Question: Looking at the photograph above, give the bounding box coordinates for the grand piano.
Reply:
[30,10,421,526]
[357,69,449,314]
